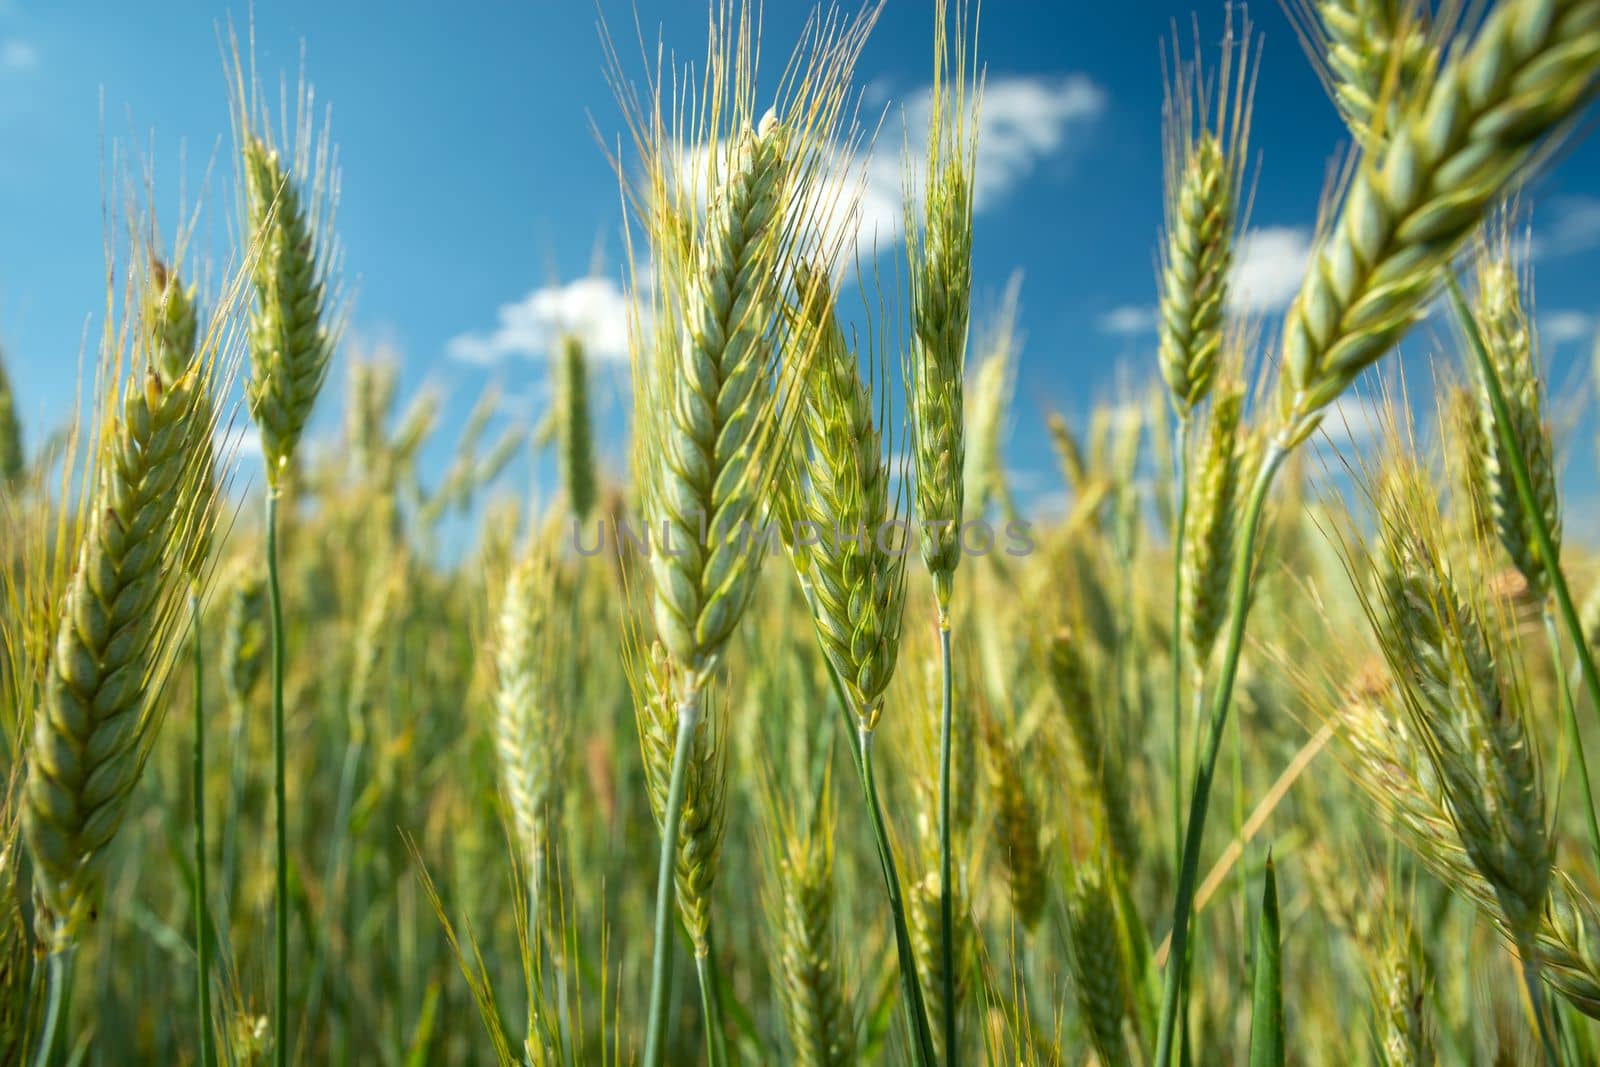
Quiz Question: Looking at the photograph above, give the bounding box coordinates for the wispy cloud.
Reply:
[1542,310,1594,346]
[1098,304,1158,336]
[0,39,36,72]
[1532,196,1600,260]
[1228,226,1314,314]
[447,276,632,365]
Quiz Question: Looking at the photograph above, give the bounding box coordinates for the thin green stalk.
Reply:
[1450,276,1600,783]
[643,694,701,1067]
[1521,945,1562,1066]
[695,952,729,1067]
[859,725,939,1067]
[191,590,217,1067]
[266,489,290,1067]
[1546,608,1600,872]
[31,947,69,1067]
[1170,415,1191,878]
[1155,442,1288,1067]
[936,613,957,1067]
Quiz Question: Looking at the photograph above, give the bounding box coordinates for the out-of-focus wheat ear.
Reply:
[1370,460,1551,939]
[786,262,908,730]
[1466,225,1560,597]
[763,780,855,1067]
[964,273,1022,525]
[1278,0,1600,445]
[1290,0,1440,149]
[491,545,566,922]
[222,571,268,717]
[0,348,22,491]
[1158,7,1258,417]
[909,865,968,1065]
[1047,629,1139,871]
[1368,919,1435,1066]
[234,65,343,487]
[1065,860,1133,1067]
[1181,381,1247,675]
[978,706,1045,931]
[557,333,597,524]
[22,365,212,939]
[632,643,726,959]
[1046,411,1088,495]
[906,0,979,608]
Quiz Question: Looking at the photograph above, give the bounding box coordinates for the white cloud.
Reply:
[1532,196,1600,259]
[1542,310,1594,346]
[1228,226,1314,314]
[447,276,633,365]
[848,73,1106,261]
[0,40,36,72]
[1098,305,1158,336]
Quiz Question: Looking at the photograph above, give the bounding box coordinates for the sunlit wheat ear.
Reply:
[557,333,597,524]
[492,545,566,914]
[0,348,23,491]
[763,781,855,1067]
[1181,380,1247,675]
[1294,0,1440,150]
[1467,225,1560,597]
[1157,8,1258,417]
[610,3,877,690]
[979,706,1045,931]
[963,274,1022,523]
[1368,919,1435,1067]
[906,0,978,607]
[1277,0,1600,445]
[23,359,222,939]
[1369,460,1551,938]
[234,66,343,487]
[631,643,727,958]
[786,263,908,730]
[1065,860,1133,1067]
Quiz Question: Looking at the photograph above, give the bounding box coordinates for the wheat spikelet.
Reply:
[238,82,341,485]
[634,643,726,957]
[557,333,597,524]
[907,0,978,603]
[492,547,565,909]
[22,364,214,935]
[764,784,854,1067]
[1158,9,1256,416]
[1279,0,1600,443]
[1369,920,1434,1066]
[1065,861,1132,1067]
[1299,0,1438,148]
[786,264,907,728]
[1469,230,1560,596]
[1181,382,1246,673]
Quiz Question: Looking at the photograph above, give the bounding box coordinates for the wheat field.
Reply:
[3,0,1600,1063]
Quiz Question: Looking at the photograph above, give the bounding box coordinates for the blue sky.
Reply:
[2,0,1599,517]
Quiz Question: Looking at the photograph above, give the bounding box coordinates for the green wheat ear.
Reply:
[557,333,597,523]
[236,78,342,487]
[0,347,23,491]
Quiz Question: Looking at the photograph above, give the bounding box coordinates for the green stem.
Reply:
[936,611,957,1067]
[859,725,939,1067]
[1170,415,1191,879]
[1546,608,1600,872]
[1154,443,1288,1067]
[1450,277,1600,787]
[266,489,290,1067]
[1521,943,1562,1066]
[643,693,701,1067]
[695,951,729,1067]
[191,591,217,1067]
[31,947,70,1067]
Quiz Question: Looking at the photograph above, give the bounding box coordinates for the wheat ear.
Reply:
[0,349,21,491]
